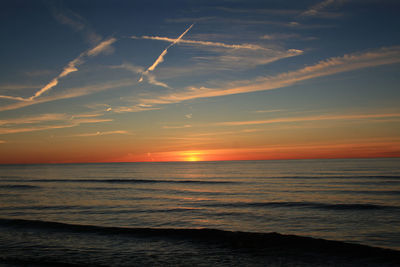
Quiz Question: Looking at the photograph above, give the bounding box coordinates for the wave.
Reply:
[247,175,400,180]
[1,202,397,213]
[0,184,40,189]
[0,178,237,184]
[0,217,399,259]
[203,201,399,211]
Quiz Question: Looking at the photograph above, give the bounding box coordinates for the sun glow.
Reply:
[187,155,199,162]
[182,151,203,162]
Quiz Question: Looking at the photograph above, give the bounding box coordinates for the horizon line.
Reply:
[1,155,398,165]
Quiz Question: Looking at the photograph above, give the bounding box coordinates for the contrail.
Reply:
[132,35,267,51]
[0,95,30,101]
[0,38,116,102]
[139,24,194,83]
[30,37,116,100]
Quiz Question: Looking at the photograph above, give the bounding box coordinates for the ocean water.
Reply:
[0,158,400,266]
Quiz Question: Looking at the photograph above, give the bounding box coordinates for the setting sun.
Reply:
[186,156,199,162]
[182,151,203,162]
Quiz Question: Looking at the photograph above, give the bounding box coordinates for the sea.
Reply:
[0,158,399,266]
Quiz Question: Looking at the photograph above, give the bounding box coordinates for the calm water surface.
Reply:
[0,158,399,265]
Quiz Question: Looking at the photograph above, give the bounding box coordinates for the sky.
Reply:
[0,0,399,164]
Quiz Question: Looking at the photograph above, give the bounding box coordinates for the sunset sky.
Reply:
[0,0,399,163]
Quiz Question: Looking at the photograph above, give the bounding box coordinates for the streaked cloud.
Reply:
[0,113,68,126]
[150,47,303,80]
[162,124,192,129]
[254,109,286,113]
[190,128,262,137]
[140,33,304,78]
[111,105,161,113]
[72,130,129,137]
[260,33,319,41]
[132,34,303,72]
[0,112,106,128]
[72,113,104,119]
[166,17,309,28]
[215,7,299,16]
[216,113,400,126]
[260,33,302,40]
[0,79,133,112]
[0,117,112,135]
[301,0,345,17]
[138,46,400,106]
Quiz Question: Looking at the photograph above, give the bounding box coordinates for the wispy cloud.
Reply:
[215,7,299,16]
[260,33,300,40]
[254,109,286,113]
[49,3,102,45]
[71,113,104,119]
[113,63,169,88]
[0,116,112,135]
[133,34,304,72]
[190,128,262,137]
[0,113,68,126]
[72,130,129,137]
[138,24,194,85]
[0,84,43,90]
[24,69,54,77]
[137,46,400,106]
[259,33,319,41]
[166,17,311,28]
[0,79,133,112]
[162,124,192,129]
[216,113,400,126]
[0,112,105,127]
[145,48,303,81]
[111,105,161,114]
[133,31,304,79]
[301,0,345,17]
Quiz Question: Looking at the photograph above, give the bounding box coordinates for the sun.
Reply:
[182,151,203,162]
[186,156,199,162]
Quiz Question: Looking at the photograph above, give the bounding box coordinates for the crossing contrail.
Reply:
[139,24,194,83]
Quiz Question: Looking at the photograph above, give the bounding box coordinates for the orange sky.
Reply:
[1,1,400,164]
